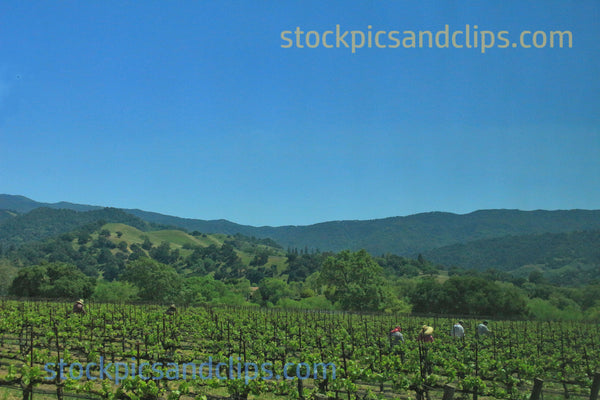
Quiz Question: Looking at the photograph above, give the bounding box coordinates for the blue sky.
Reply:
[1,1,598,226]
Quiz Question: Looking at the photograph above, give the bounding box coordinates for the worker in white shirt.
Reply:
[477,320,491,337]
[452,320,465,338]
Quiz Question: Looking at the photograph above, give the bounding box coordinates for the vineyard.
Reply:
[0,299,599,400]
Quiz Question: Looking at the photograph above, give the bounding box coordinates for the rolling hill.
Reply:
[0,206,163,247]
[2,194,600,258]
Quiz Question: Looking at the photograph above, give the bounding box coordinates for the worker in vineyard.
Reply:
[451,320,465,338]
[389,325,405,361]
[389,325,405,347]
[165,304,177,315]
[417,325,434,342]
[72,299,85,315]
[417,324,434,376]
[477,320,491,337]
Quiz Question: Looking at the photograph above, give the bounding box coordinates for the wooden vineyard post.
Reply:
[23,325,34,400]
[473,340,479,400]
[590,372,600,400]
[136,342,141,370]
[340,341,349,400]
[54,325,64,400]
[560,329,570,399]
[297,376,305,400]
[377,337,384,392]
[529,378,544,400]
[442,384,456,400]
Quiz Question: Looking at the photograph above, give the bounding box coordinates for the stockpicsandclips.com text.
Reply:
[44,357,336,385]
[281,24,573,53]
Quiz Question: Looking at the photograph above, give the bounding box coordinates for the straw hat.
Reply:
[422,325,434,335]
[76,299,84,304]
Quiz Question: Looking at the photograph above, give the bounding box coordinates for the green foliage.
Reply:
[9,265,46,297]
[229,232,283,249]
[320,249,385,311]
[379,285,413,314]
[141,235,153,250]
[275,295,335,310]
[249,249,270,266]
[178,275,252,306]
[9,262,95,298]
[256,278,292,306]
[526,294,584,321]
[149,241,179,264]
[409,276,527,317]
[375,254,421,277]
[584,301,600,320]
[92,280,139,303]
[425,230,600,285]
[0,207,158,248]
[286,251,327,282]
[2,209,600,319]
[1,298,598,400]
[125,208,600,257]
[3,195,600,269]
[121,258,182,303]
[0,260,18,295]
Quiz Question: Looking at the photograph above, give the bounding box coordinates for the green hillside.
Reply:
[0,210,17,224]
[423,230,600,285]
[102,223,220,248]
[98,223,286,267]
[3,195,600,256]
[126,208,600,255]
[0,207,164,248]
[3,218,600,320]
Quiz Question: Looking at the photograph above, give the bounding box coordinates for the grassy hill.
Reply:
[96,222,289,275]
[102,223,223,248]
[0,207,166,248]
[3,194,600,259]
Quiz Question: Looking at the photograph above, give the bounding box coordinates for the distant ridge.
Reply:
[0,206,155,247]
[1,194,600,256]
[0,194,102,213]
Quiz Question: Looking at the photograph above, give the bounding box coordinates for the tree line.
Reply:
[1,223,600,320]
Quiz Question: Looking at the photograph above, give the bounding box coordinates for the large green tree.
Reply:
[9,265,47,297]
[409,276,527,317]
[121,258,182,303]
[10,262,95,299]
[319,249,385,311]
[256,277,292,306]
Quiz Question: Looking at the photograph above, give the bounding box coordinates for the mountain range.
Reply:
[1,194,600,273]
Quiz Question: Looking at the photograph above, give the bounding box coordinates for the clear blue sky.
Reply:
[1,1,598,226]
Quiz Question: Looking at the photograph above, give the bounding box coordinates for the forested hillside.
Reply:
[0,207,169,248]
[424,230,600,285]
[3,194,600,256]
[118,208,600,255]
[1,218,599,321]
[0,194,102,213]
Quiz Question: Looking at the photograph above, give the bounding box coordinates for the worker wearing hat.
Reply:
[165,304,177,315]
[72,299,85,315]
[389,325,405,346]
[417,324,434,342]
[477,320,491,337]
